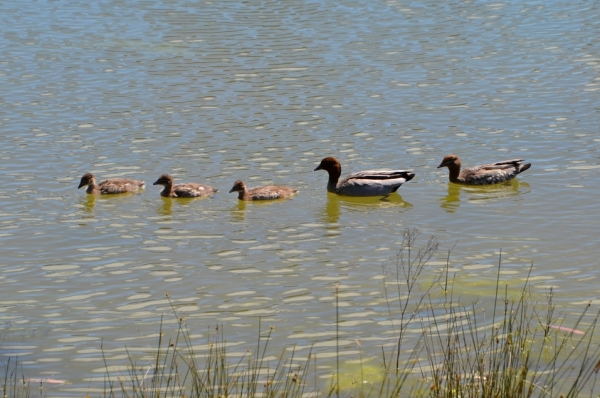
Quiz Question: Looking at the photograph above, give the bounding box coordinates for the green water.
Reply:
[0,0,599,394]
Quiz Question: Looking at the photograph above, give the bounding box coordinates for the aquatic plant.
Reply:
[378,230,600,397]
[1,357,34,398]
[101,315,317,398]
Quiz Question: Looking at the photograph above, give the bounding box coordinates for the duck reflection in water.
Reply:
[80,193,142,215]
[320,192,413,224]
[440,179,530,213]
[157,195,211,216]
[230,200,247,222]
[157,196,174,216]
[80,194,97,214]
[229,197,293,223]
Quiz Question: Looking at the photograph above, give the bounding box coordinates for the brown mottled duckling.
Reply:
[437,154,531,185]
[152,174,218,198]
[229,180,298,201]
[78,172,145,194]
[314,157,415,196]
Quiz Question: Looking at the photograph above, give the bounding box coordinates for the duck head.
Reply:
[314,157,341,173]
[153,174,174,186]
[78,173,95,189]
[229,180,247,193]
[437,154,461,169]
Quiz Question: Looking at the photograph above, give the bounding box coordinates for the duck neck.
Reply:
[236,187,247,200]
[326,166,341,192]
[161,182,174,197]
[447,163,461,183]
[166,182,175,197]
[86,178,98,194]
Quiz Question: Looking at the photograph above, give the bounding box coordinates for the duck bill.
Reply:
[228,188,235,193]
[436,163,444,168]
[77,181,86,189]
[314,165,322,171]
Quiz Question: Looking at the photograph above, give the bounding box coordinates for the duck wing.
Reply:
[483,159,526,167]
[173,183,217,198]
[347,169,414,180]
[338,169,415,196]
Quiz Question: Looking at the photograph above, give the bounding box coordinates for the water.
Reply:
[1,0,599,394]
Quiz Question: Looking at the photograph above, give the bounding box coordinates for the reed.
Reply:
[100,314,317,398]
[380,230,600,397]
[1,358,33,398]
[422,259,600,398]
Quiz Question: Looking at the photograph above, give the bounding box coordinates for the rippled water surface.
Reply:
[1,0,599,394]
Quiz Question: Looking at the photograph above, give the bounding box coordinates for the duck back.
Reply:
[334,170,415,196]
[244,185,298,200]
[459,159,531,185]
[96,178,145,194]
[171,183,218,198]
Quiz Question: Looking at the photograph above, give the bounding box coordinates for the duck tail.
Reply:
[518,163,531,174]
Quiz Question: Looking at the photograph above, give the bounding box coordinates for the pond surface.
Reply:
[1,0,599,394]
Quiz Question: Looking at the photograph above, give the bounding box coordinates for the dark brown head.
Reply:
[314,157,341,173]
[78,173,95,189]
[229,180,247,193]
[437,154,461,169]
[153,174,174,186]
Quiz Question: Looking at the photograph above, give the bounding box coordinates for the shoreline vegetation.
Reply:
[4,229,600,397]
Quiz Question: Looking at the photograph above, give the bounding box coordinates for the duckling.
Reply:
[229,180,298,201]
[152,174,218,198]
[437,154,531,185]
[78,173,145,194]
[314,157,414,196]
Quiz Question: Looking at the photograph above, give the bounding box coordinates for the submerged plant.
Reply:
[421,261,600,398]
[379,230,600,397]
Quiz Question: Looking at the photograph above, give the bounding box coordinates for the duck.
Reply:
[437,154,531,185]
[314,157,415,196]
[152,174,218,198]
[78,173,145,194]
[229,180,298,201]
